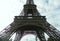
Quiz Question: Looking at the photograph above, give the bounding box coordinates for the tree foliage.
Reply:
[47,37,60,41]
[47,38,51,41]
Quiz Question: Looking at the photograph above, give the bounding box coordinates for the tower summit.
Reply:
[26,0,34,4]
[20,0,40,16]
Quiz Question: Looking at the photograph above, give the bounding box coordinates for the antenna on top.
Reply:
[26,0,34,4]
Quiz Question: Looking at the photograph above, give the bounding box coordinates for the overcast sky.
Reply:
[0,0,60,41]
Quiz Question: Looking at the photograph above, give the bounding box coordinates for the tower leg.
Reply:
[37,30,46,41]
[14,30,24,41]
[43,22,60,41]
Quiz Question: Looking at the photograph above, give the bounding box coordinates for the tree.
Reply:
[47,38,51,41]
[47,37,60,41]
[0,38,2,41]
[47,38,53,41]
[9,39,12,41]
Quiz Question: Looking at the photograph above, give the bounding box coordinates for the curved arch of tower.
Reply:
[0,0,60,41]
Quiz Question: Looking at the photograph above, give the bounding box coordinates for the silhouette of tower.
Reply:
[0,0,60,41]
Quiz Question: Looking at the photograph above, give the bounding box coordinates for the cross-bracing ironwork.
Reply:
[0,0,60,41]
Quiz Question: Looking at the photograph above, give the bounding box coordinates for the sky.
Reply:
[0,0,60,41]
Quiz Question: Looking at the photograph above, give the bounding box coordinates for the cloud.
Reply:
[21,34,39,41]
[34,0,60,31]
[43,0,49,4]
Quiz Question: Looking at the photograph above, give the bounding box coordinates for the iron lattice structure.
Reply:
[0,0,60,41]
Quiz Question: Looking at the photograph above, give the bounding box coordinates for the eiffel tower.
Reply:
[0,0,60,41]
